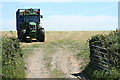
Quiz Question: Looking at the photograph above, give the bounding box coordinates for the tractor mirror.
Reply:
[41,15,43,18]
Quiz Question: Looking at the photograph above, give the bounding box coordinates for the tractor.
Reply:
[16,8,45,42]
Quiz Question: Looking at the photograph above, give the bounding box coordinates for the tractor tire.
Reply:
[37,28,45,42]
[17,31,19,39]
[17,30,20,39]
[19,29,26,42]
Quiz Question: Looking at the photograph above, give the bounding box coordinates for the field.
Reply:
[1,31,110,42]
[1,31,110,78]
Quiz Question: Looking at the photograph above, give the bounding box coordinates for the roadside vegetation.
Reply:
[82,30,120,79]
[1,32,26,78]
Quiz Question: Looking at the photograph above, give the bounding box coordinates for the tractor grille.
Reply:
[29,25,36,30]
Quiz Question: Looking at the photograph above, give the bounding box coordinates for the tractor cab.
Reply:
[24,13,38,31]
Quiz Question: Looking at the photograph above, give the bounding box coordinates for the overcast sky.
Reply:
[0,0,119,31]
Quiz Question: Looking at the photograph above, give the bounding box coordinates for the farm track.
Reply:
[25,49,50,78]
[1,31,110,79]
[25,46,82,78]
[51,48,81,78]
[20,31,110,79]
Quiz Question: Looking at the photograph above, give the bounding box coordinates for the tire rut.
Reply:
[25,47,82,78]
[51,48,82,78]
[25,49,50,78]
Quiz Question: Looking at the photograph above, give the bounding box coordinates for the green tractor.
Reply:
[16,8,45,42]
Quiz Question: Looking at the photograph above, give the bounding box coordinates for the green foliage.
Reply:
[91,69,120,79]
[1,36,25,78]
[89,30,120,68]
[83,64,120,79]
[87,30,120,78]
[89,30,119,47]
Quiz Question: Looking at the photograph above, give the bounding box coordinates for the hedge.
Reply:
[86,30,120,79]
[89,30,120,69]
[1,36,25,78]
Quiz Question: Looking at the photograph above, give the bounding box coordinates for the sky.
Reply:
[0,0,119,31]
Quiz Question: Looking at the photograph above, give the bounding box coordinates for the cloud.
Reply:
[43,15,117,31]
[1,15,117,31]
[1,0,119,2]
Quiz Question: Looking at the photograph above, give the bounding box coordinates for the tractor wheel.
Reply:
[17,30,20,39]
[37,28,45,42]
[20,29,26,42]
[19,32,22,42]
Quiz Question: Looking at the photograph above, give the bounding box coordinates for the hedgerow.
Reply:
[1,35,25,78]
[89,30,120,69]
[86,30,120,78]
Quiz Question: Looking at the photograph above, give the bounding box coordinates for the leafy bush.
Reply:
[87,30,120,78]
[82,64,120,79]
[89,30,120,68]
[1,36,25,78]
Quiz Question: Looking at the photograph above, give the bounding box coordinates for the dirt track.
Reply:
[25,49,50,78]
[22,31,110,78]
[1,31,110,78]
[25,46,82,78]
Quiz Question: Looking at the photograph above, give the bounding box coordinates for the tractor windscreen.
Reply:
[25,15,39,23]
